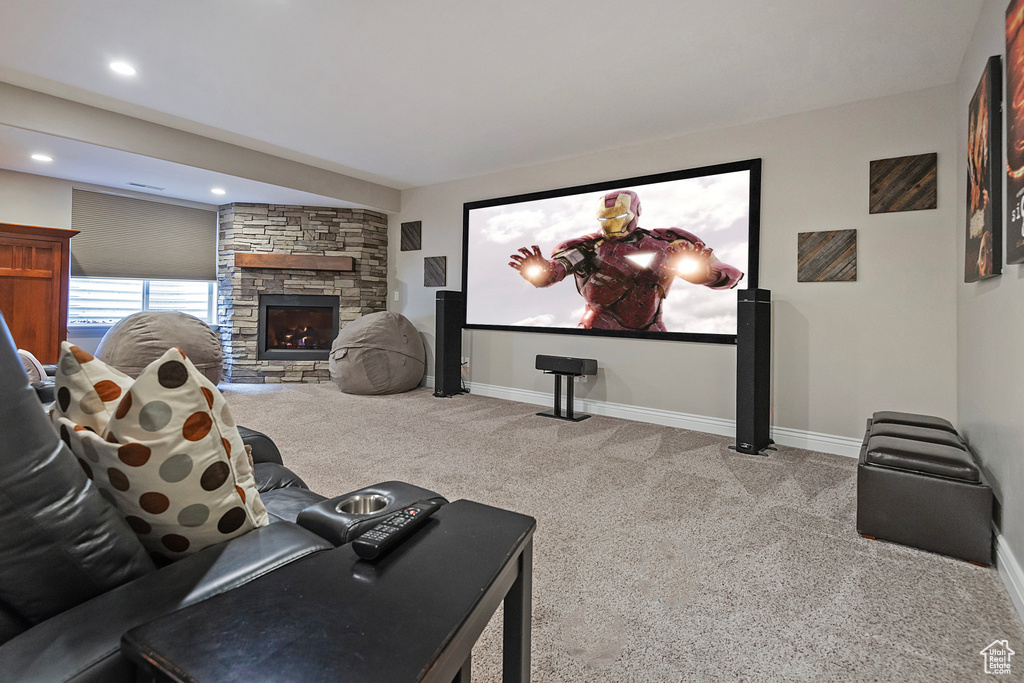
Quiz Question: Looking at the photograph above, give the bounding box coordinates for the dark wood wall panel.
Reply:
[424,256,447,287]
[401,221,422,251]
[869,153,938,213]
[798,229,857,282]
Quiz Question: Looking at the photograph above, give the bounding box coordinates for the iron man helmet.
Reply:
[597,190,641,239]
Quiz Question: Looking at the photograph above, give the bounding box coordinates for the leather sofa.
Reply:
[0,312,443,682]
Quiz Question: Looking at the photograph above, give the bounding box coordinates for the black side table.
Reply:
[122,500,536,683]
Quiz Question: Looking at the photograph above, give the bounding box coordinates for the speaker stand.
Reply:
[536,371,590,422]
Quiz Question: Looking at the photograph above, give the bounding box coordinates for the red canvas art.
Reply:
[965,55,1002,282]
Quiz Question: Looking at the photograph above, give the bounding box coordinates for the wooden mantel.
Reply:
[233,252,354,271]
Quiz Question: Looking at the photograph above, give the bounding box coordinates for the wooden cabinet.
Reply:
[0,223,79,364]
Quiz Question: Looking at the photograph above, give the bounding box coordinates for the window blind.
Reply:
[68,278,215,325]
[70,189,217,280]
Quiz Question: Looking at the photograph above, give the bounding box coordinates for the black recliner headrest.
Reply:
[0,312,154,627]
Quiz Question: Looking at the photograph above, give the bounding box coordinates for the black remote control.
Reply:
[352,500,441,560]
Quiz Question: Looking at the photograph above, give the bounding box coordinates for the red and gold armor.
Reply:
[509,189,743,331]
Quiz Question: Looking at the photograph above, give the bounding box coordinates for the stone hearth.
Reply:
[217,204,387,383]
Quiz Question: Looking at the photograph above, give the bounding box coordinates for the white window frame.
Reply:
[68,277,217,332]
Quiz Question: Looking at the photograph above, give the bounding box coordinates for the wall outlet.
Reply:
[574,375,587,383]
[393,291,400,301]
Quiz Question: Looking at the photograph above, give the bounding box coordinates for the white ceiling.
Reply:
[0,0,984,207]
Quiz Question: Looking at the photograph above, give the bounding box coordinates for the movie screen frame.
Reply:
[461,158,762,345]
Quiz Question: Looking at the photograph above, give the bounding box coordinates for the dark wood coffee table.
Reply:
[122,500,536,682]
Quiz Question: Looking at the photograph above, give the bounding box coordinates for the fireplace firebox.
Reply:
[257,294,340,361]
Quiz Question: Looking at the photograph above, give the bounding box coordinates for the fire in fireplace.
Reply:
[257,294,340,360]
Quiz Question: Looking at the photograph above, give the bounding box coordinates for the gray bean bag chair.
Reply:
[95,311,223,384]
[329,312,425,395]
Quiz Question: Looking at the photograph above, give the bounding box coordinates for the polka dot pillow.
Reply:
[52,343,268,560]
[52,343,134,434]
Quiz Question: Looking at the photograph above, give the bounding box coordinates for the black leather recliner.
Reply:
[0,312,442,682]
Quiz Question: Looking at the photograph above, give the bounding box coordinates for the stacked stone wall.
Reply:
[217,204,387,383]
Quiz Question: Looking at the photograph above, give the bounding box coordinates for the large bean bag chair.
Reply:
[95,311,223,384]
[329,312,425,395]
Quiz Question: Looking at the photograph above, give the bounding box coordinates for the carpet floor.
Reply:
[222,384,1024,682]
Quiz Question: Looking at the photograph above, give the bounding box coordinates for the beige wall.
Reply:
[390,85,959,443]
[0,168,72,228]
[0,169,83,346]
[957,0,1024,583]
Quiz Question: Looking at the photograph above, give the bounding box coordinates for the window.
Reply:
[69,278,216,326]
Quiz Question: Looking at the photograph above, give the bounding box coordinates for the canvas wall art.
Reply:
[1007,0,1024,263]
[965,55,1002,282]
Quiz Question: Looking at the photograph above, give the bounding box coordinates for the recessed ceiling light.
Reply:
[211,188,226,195]
[109,61,137,76]
[30,153,53,162]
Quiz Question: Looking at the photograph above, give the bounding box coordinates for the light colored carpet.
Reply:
[222,384,1024,682]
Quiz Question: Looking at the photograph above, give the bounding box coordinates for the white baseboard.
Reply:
[770,425,862,459]
[424,376,862,459]
[995,527,1024,628]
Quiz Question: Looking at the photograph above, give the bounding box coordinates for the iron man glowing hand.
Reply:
[509,245,560,286]
[668,241,714,285]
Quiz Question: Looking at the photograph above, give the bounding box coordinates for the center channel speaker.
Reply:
[736,288,771,455]
[535,355,598,376]
[433,290,465,397]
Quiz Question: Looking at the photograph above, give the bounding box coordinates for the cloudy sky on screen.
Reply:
[465,170,750,335]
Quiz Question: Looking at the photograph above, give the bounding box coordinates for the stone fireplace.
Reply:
[217,204,387,383]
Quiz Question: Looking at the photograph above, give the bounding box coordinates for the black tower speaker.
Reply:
[433,290,465,397]
[736,288,771,454]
